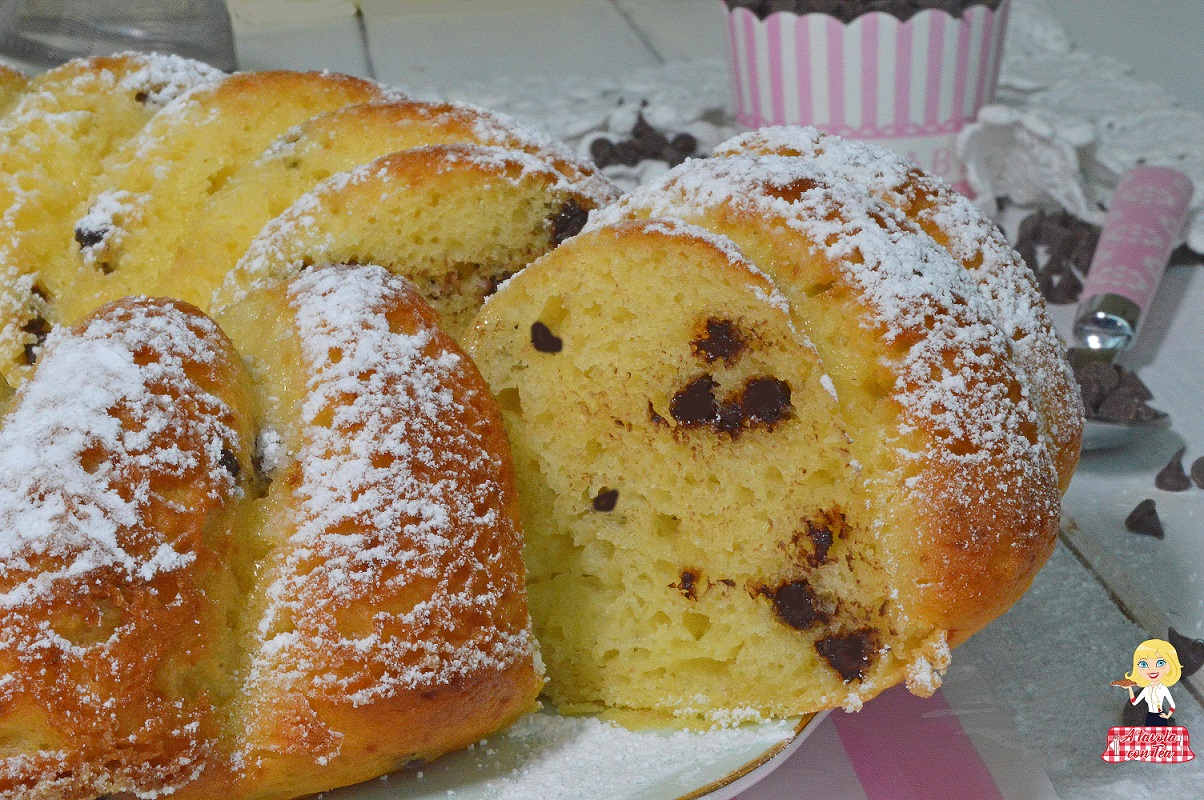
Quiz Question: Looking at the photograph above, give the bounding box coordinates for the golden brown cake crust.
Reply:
[0,298,258,799]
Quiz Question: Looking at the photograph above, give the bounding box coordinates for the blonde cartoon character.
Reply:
[1119,639,1182,727]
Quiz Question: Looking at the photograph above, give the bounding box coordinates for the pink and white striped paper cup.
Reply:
[723,1,1010,190]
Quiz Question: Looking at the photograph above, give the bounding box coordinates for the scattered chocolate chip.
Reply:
[670,376,719,426]
[677,570,699,600]
[1116,366,1155,401]
[1168,627,1204,678]
[1192,456,1204,490]
[1045,270,1083,305]
[1155,447,1192,492]
[1124,499,1164,539]
[816,630,876,683]
[550,200,589,245]
[770,581,826,631]
[741,378,791,425]
[134,89,150,103]
[1012,206,1101,305]
[691,318,746,365]
[589,113,701,171]
[74,223,107,250]
[219,447,240,478]
[530,321,563,353]
[1074,361,1166,423]
[592,488,618,512]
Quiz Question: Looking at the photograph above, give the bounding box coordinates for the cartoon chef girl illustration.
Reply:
[1117,639,1182,727]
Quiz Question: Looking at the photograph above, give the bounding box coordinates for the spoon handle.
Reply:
[1072,167,1194,353]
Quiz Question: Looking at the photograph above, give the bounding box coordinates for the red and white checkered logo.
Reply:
[1102,726,1195,763]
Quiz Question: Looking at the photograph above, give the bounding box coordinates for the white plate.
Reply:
[319,709,825,800]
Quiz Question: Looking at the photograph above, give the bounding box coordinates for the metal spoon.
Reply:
[1065,166,1193,452]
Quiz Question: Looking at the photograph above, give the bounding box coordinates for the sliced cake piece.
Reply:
[166,99,615,309]
[206,264,540,799]
[214,143,616,340]
[715,127,1083,492]
[589,154,1061,652]
[56,70,393,323]
[0,299,258,800]
[0,53,223,389]
[463,218,944,718]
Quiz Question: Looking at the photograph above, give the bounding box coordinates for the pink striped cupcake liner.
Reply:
[723,1,1010,189]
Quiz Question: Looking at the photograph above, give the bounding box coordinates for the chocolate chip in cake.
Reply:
[530,321,563,353]
[808,522,834,565]
[74,222,108,250]
[1169,627,1204,678]
[1124,499,1164,539]
[592,488,618,512]
[550,200,589,245]
[20,315,50,365]
[740,378,791,425]
[676,570,699,601]
[670,376,719,426]
[1192,456,1204,490]
[1155,447,1192,492]
[816,630,877,683]
[691,318,746,365]
[30,282,50,302]
[770,581,827,631]
[134,89,150,103]
[219,447,240,479]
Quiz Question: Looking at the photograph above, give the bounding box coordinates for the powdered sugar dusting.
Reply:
[240,265,532,762]
[716,126,1083,482]
[114,51,224,108]
[445,712,796,800]
[0,301,237,611]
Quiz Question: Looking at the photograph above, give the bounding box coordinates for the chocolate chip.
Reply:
[671,133,697,154]
[1094,387,1144,424]
[589,138,615,168]
[741,378,791,425]
[134,90,150,103]
[592,488,618,512]
[670,376,719,426]
[530,321,563,353]
[1155,447,1192,492]
[691,318,746,365]
[1124,499,1164,539]
[550,200,589,245]
[612,140,641,167]
[30,283,49,302]
[74,223,107,250]
[219,447,240,478]
[1116,366,1155,401]
[770,581,826,630]
[816,630,876,683]
[20,316,50,366]
[715,400,744,434]
[1045,270,1082,305]
[808,523,833,565]
[1168,627,1204,678]
[677,570,699,601]
[1192,456,1204,490]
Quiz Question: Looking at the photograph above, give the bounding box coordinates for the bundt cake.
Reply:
[714,127,1084,491]
[213,143,618,339]
[168,99,613,309]
[0,53,223,390]
[0,266,541,799]
[0,298,258,800]
[55,71,395,325]
[465,149,1068,716]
